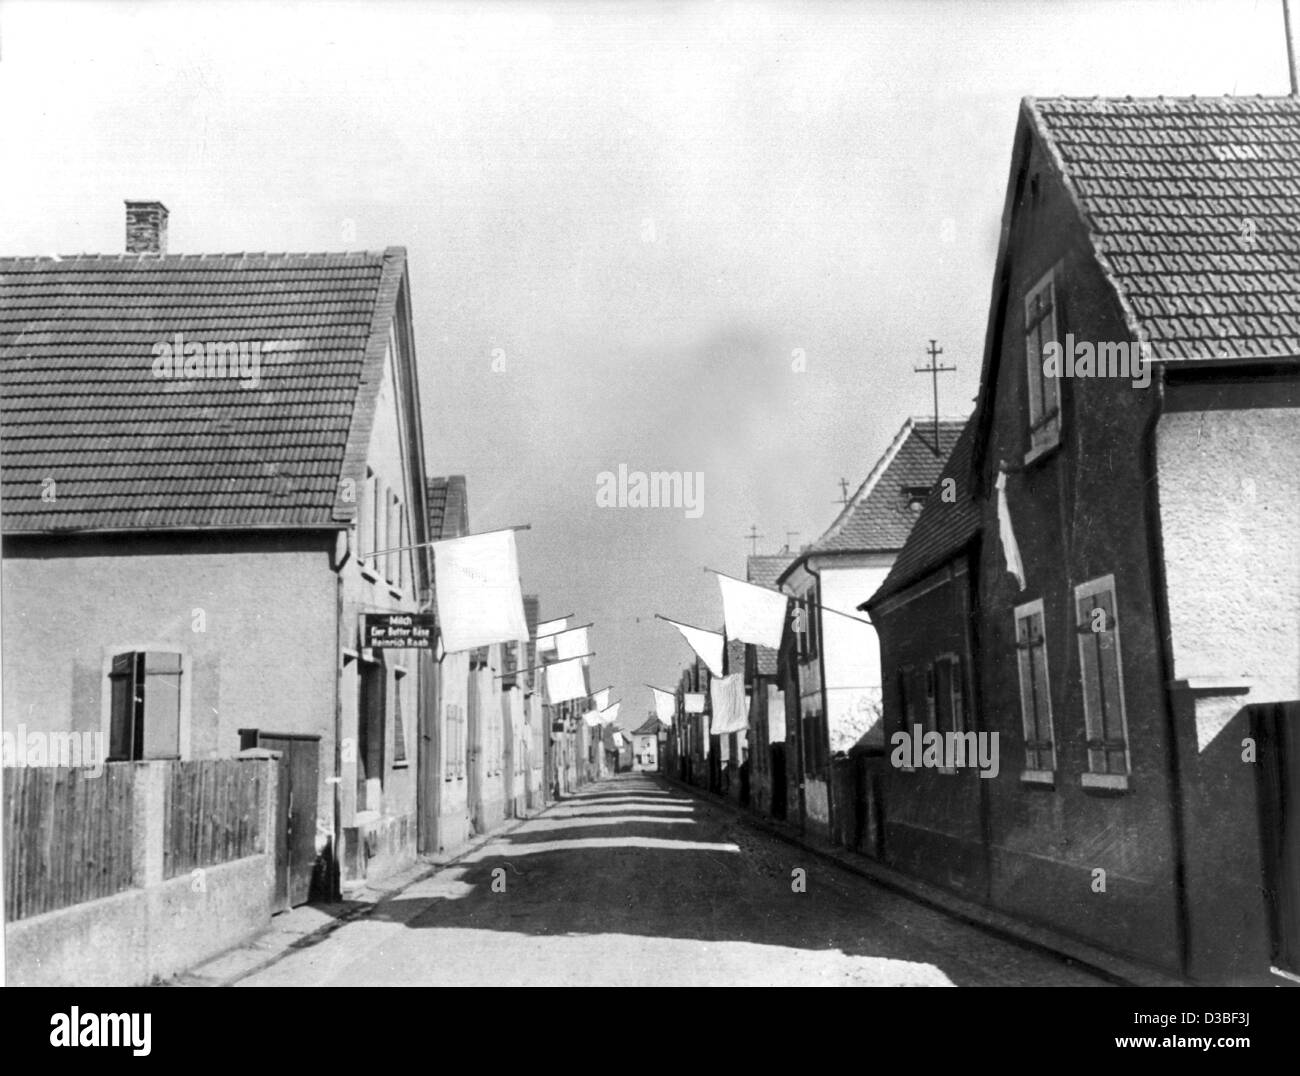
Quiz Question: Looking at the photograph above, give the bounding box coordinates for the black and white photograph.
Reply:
[1,0,1297,1040]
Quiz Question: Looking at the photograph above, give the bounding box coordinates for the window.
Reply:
[108,651,182,760]
[392,669,408,766]
[806,586,819,659]
[386,489,401,584]
[398,504,408,589]
[359,467,374,561]
[903,485,930,513]
[933,654,965,735]
[1014,599,1056,777]
[374,480,387,573]
[1024,269,1061,458]
[1075,575,1131,787]
[444,701,463,781]
[924,664,937,732]
[357,658,386,808]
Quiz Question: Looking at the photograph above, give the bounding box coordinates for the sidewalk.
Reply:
[665,775,1189,989]
[168,802,553,987]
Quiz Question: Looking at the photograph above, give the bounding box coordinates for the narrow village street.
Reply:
[237,774,1110,987]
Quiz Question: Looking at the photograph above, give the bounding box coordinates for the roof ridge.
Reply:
[0,250,390,264]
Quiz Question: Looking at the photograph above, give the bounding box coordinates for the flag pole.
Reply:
[367,524,532,561]
[703,565,872,627]
[533,614,577,638]
[493,652,595,679]
[535,620,594,639]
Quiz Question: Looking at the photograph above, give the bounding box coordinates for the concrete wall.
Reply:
[1157,400,1300,981]
[6,854,272,986]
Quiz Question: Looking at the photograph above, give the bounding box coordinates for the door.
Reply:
[240,730,320,909]
[1255,701,1300,975]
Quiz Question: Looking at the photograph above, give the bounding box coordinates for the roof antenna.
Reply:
[1286,0,1299,96]
[913,339,956,458]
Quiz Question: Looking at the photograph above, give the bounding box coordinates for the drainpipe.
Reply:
[331,528,352,902]
[1141,367,1192,977]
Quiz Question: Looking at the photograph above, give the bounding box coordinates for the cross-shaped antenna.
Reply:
[833,478,851,506]
[744,524,764,556]
[913,339,956,458]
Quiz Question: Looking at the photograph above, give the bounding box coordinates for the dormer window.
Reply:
[1024,268,1062,460]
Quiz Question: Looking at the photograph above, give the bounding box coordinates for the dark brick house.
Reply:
[866,96,1300,984]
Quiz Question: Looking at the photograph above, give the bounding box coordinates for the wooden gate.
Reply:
[1253,701,1300,976]
[239,729,321,910]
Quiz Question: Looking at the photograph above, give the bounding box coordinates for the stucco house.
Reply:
[866,96,1300,984]
[777,415,964,842]
[629,716,659,772]
[1,203,434,896]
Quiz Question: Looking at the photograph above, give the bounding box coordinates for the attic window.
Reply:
[903,486,929,512]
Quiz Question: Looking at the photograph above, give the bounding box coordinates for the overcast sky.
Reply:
[1,0,1291,726]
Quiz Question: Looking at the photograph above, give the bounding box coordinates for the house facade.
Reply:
[1,207,434,894]
[867,96,1300,984]
[777,416,964,842]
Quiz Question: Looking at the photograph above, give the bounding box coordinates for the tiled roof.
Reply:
[744,556,791,675]
[426,475,469,540]
[0,249,405,532]
[631,716,663,736]
[866,418,980,607]
[746,553,793,588]
[1029,96,1300,360]
[804,417,966,556]
[725,638,746,676]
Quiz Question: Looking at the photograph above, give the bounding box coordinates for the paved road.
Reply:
[239,774,1109,986]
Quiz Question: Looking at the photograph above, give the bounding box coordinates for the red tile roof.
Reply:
[865,417,979,607]
[0,249,406,532]
[803,416,966,557]
[1029,96,1300,361]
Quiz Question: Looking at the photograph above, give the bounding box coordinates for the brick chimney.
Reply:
[125,200,169,254]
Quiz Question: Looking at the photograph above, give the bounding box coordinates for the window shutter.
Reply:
[393,673,407,764]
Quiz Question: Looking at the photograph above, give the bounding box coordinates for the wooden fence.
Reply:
[4,764,135,922]
[4,757,272,920]
[163,759,269,880]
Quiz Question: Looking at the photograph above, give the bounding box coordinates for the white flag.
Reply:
[651,687,676,725]
[433,530,529,654]
[717,573,788,650]
[545,657,588,705]
[600,701,621,725]
[709,672,748,735]
[996,469,1026,591]
[556,625,589,663]
[591,687,612,712]
[684,692,705,714]
[582,710,602,728]
[664,617,725,678]
[536,616,567,653]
